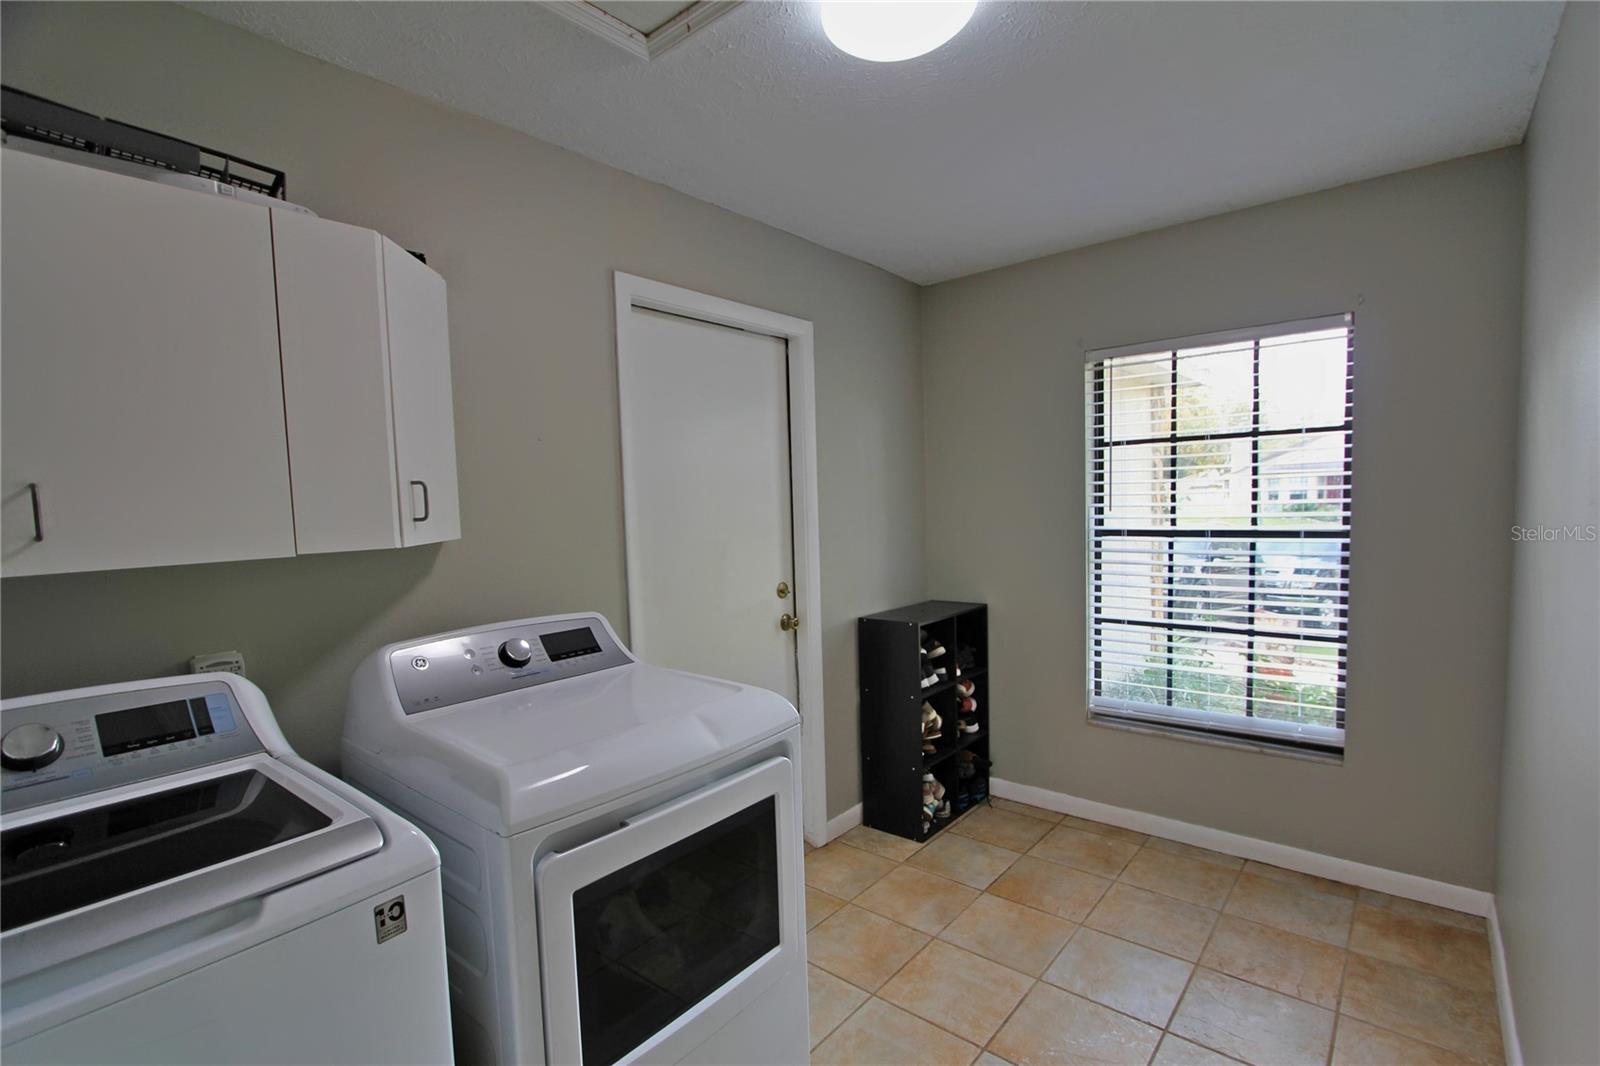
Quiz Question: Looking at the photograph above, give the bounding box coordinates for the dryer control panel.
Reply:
[0,680,264,811]
[388,613,634,715]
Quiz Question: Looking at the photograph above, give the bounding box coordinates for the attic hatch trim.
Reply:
[545,1,743,60]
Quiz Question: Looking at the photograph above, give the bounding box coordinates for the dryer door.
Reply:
[536,756,802,1066]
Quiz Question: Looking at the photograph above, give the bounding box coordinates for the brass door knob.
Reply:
[776,581,790,599]
[780,613,800,632]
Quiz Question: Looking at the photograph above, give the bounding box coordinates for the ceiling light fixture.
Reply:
[820,1,977,63]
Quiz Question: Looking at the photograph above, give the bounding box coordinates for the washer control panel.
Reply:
[0,680,264,811]
[388,614,634,715]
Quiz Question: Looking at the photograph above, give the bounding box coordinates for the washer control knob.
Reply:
[1,723,64,772]
[498,638,534,669]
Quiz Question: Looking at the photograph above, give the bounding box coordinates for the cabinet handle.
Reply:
[27,482,42,542]
[410,480,430,523]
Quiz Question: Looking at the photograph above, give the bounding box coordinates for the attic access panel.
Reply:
[545,0,741,60]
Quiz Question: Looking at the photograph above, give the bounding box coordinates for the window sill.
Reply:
[1087,712,1344,766]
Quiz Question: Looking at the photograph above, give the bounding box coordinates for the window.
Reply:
[1085,314,1352,754]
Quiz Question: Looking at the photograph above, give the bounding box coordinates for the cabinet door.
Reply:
[272,210,402,554]
[1,149,296,576]
[382,240,461,546]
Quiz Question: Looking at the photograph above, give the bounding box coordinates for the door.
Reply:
[618,307,799,704]
[272,210,402,554]
[536,757,803,1066]
[382,239,461,546]
[0,148,296,575]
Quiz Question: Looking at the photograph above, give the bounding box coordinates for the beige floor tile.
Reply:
[838,824,925,862]
[811,996,980,1066]
[1331,1016,1479,1066]
[1084,882,1218,961]
[879,939,1034,1046]
[856,864,981,935]
[1170,969,1334,1066]
[1152,1034,1243,1065]
[805,841,897,899]
[807,964,867,1049]
[1146,837,1246,871]
[1060,814,1150,846]
[1339,953,1503,1065]
[1029,825,1141,878]
[1198,914,1346,1008]
[908,833,1021,890]
[807,905,930,991]
[1043,926,1193,1028]
[950,806,1055,852]
[1348,904,1494,992]
[988,855,1113,923]
[1355,889,1486,933]
[975,1054,1015,1066]
[807,886,846,930]
[989,982,1161,1066]
[990,797,1065,823]
[1119,848,1240,909]
[939,892,1077,976]
[1224,872,1354,947]
[1241,860,1358,900]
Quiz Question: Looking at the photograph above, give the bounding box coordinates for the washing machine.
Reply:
[0,673,452,1065]
[342,612,808,1066]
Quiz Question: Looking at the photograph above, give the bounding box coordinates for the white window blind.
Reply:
[1085,314,1353,753]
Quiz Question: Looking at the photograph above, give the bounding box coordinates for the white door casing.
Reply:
[614,273,827,845]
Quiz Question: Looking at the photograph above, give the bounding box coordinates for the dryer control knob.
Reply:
[2,723,64,772]
[498,638,534,669]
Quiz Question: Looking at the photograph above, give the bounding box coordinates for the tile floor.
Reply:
[804,798,1502,1066]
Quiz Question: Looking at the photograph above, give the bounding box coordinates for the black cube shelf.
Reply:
[858,600,990,842]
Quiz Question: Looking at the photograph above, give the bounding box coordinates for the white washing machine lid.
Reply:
[0,753,382,982]
[344,614,800,835]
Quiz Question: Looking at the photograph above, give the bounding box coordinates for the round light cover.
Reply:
[820,1,977,63]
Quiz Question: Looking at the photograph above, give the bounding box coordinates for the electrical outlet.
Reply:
[190,650,247,677]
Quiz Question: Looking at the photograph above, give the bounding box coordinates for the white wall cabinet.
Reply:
[0,147,460,576]
[272,210,460,552]
[1,148,298,576]
[382,239,461,547]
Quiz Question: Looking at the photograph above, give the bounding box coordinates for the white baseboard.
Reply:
[1487,898,1524,1066]
[990,777,1494,917]
[818,802,862,846]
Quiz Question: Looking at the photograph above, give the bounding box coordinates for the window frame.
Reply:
[1084,313,1353,756]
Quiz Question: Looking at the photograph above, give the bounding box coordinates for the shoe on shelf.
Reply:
[955,679,975,698]
[957,696,977,714]
[935,800,951,819]
[922,740,936,754]
[921,701,943,739]
[920,633,946,659]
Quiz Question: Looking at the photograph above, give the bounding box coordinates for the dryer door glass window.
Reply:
[572,796,779,1065]
[0,770,330,931]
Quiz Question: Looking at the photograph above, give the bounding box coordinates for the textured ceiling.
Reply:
[187,1,1562,284]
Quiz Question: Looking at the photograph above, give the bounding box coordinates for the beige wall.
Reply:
[921,150,1525,889]
[0,1,924,819]
[1496,4,1600,1062]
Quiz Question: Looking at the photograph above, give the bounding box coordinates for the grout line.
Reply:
[1326,950,1351,1066]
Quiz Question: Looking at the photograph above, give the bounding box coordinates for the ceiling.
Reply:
[188,1,1562,285]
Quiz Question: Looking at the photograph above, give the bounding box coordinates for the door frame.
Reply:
[613,272,828,846]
